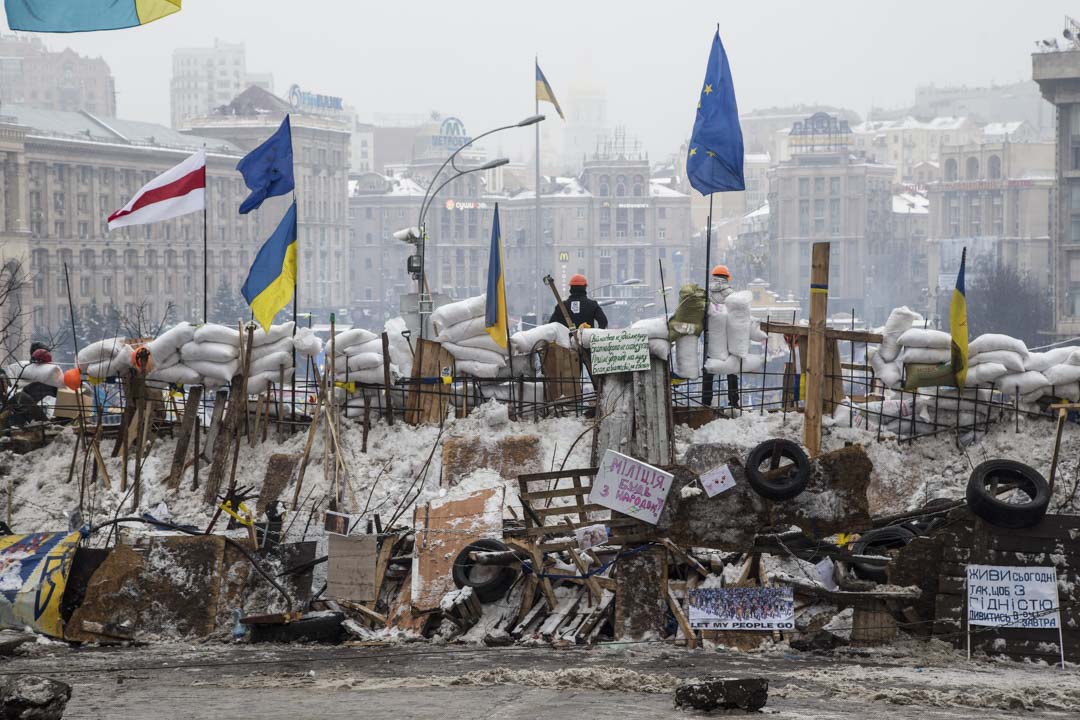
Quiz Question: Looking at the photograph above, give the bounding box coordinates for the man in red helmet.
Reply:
[549,274,608,330]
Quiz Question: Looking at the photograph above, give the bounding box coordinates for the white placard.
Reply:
[966,565,1061,629]
[699,464,737,497]
[591,330,651,375]
[575,524,608,551]
[689,586,795,631]
[588,449,673,525]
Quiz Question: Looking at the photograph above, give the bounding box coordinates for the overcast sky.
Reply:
[3,1,1076,161]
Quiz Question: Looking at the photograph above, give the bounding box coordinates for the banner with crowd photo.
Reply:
[688,586,795,631]
[0,531,82,638]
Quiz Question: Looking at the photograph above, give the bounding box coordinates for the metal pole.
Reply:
[535,56,542,326]
[203,176,209,324]
[701,194,714,407]
[62,262,80,358]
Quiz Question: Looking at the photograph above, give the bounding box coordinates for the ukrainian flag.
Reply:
[4,0,181,32]
[950,247,969,388]
[484,204,509,349]
[536,61,564,120]
[242,203,298,332]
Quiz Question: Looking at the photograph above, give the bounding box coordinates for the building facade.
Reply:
[186,86,352,317]
[0,105,258,360]
[850,116,982,185]
[766,113,896,321]
[170,40,273,129]
[0,34,115,116]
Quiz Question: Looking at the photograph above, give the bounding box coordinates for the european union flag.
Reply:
[686,30,745,195]
[237,115,295,215]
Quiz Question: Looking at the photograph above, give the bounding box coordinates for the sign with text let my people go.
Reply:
[590,330,650,375]
[588,449,673,525]
[966,565,1061,629]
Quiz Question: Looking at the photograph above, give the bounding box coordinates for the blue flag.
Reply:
[484,204,508,349]
[237,115,295,215]
[686,30,745,195]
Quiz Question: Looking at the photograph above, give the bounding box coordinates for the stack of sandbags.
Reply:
[146,322,200,385]
[877,306,923,363]
[704,291,767,376]
[433,295,508,378]
[180,324,241,386]
[896,328,952,365]
[385,317,413,378]
[4,360,65,389]
[967,333,1033,395]
[630,317,671,361]
[331,327,391,385]
[245,322,296,394]
[78,337,132,379]
[292,326,323,359]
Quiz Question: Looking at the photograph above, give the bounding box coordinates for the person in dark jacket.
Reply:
[549,274,608,329]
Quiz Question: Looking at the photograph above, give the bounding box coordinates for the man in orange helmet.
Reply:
[710,264,733,304]
[549,274,608,330]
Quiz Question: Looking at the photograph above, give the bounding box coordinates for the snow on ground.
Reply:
[2,401,1077,538]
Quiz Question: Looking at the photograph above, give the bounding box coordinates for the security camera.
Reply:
[393,226,421,244]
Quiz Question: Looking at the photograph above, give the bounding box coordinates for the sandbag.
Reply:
[1023,347,1074,372]
[441,343,507,367]
[969,333,1028,358]
[577,328,619,349]
[966,362,1007,385]
[251,336,294,362]
[154,350,181,370]
[456,332,507,353]
[510,323,571,354]
[630,317,669,339]
[187,358,241,384]
[335,367,386,385]
[334,328,379,352]
[293,327,323,358]
[251,321,295,347]
[897,328,951,349]
[385,317,413,377]
[970,350,1024,374]
[146,322,195,359]
[332,352,385,373]
[901,347,951,365]
[455,360,501,378]
[870,350,902,389]
[84,354,131,379]
[1043,363,1080,387]
[879,307,922,362]
[193,323,240,346]
[749,320,769,343]
[348,338,385,356]
[649,338,671,360]
[706,304,729,360]
[7,362,64,388]
[436,316,489,345]
[669,284,706,338]
[725,290,753,358]
[995,371,1049,396]
[250,350,293,376]
[431,294,486,332]
[704,355,742,376]
[77,337,128,367]
[246,367,295,395]
[674,335,700,379]
[181,341,239,364]
[148,363,202,386]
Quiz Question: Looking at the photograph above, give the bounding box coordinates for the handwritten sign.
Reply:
[689,586,795,631]
[699,464,736,497]
[966,565,1061,629]
[588,449,673,525]
[591,330,650,375]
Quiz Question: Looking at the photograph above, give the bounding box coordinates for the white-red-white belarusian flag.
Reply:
[107,149,206,230]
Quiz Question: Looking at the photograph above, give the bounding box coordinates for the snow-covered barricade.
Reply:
[702,290,770,377]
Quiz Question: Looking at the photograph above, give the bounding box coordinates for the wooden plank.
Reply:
[761,321,883,344]
[667,586,696,649]
[326,533,378,603]
[804,242,830,457]
[519,468,600,483]
[518,518,641,536]
[166,385,202,491]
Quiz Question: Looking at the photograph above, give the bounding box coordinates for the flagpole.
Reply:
[203,168,209,324]
[535,55,542,327]
[701,193,714,407]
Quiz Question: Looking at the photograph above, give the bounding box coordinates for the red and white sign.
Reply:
[108,149,206,229]
[588,449,673,525]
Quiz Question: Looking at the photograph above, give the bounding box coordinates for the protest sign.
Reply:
[591,330,650,375]
[688,586,795,631]
[699,463,736,497]
[966,565,1060,629]
[575,524,608,551]
[588,449,673,525]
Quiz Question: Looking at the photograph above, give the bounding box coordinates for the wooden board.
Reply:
[541,345,583,407]
[405,339,456,425]
[256,453,300,515]
[326,533,378,604]
[804,242,830,457]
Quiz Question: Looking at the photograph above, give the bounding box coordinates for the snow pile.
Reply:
[703,291,769,377]
[433,295,508,379]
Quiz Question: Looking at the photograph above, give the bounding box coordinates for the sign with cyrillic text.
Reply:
[591,330,650,375]
[589,449,673,525]
[966,565,1060,629]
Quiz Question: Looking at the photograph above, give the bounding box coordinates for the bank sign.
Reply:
[288,84,344,113]
[431,117,471,150]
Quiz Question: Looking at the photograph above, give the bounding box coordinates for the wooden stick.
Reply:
[167,385,202,491]
[804,242,830,457]
[291,369,326,510]
[226,323,256,499]
[277,364,285,441]
[381,332,394,426]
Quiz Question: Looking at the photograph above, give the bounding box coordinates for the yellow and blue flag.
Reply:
[4,0,181,32]
[237,116,295,215]
[686,29,745,194]
[242,202,298,331]
[484,204,509,349]
[950,248,969,388]
[536,61,564,120]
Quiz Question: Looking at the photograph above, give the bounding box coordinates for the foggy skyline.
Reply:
[1,1,1077,162]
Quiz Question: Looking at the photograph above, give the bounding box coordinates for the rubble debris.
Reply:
[0,631,35,657]
[452,539,518,602]
[673,677,769,712]
[0,675,71,720]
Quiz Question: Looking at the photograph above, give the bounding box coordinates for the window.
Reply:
[798,178,809,197]
[830,177,841,196]
[830,198,841,235]
[53,193,64,211]
[799,199,810,236]
[77,194,88,213]
[813,199,825,235]
[814,177,825,195]
[124,276,134,294]
[364,257,373,269]
[78,222,89,238]
[992,193,1004,235]
[988,155,1002,180]
[81,249,94,267]
[54,221,65,237]
[658,207,666,219]
[966,157,980,180]
[80,277,90,296]
[944,159,958,181]
[658,229,666,240]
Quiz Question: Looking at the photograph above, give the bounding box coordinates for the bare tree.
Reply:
[0,259,30,370]
[116,300,177,340]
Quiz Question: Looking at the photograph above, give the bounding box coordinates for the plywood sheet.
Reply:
[326,533,378,603]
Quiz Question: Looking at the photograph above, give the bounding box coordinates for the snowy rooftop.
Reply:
[745,152,771,164]
[745,202,769,219]
[851,116,971,134]
[893,192,929,214]
[649,180,687,198]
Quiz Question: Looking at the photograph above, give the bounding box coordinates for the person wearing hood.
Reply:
[549,274,608,330]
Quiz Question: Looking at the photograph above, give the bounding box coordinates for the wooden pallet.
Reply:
[404,339,456,425]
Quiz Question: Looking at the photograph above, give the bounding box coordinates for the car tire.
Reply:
[745,439,811,501]
[451,538,519,603]
[850,526,916,583]
[966,459,1049,530]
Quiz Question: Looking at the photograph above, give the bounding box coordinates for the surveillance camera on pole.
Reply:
[393,226,421,244]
